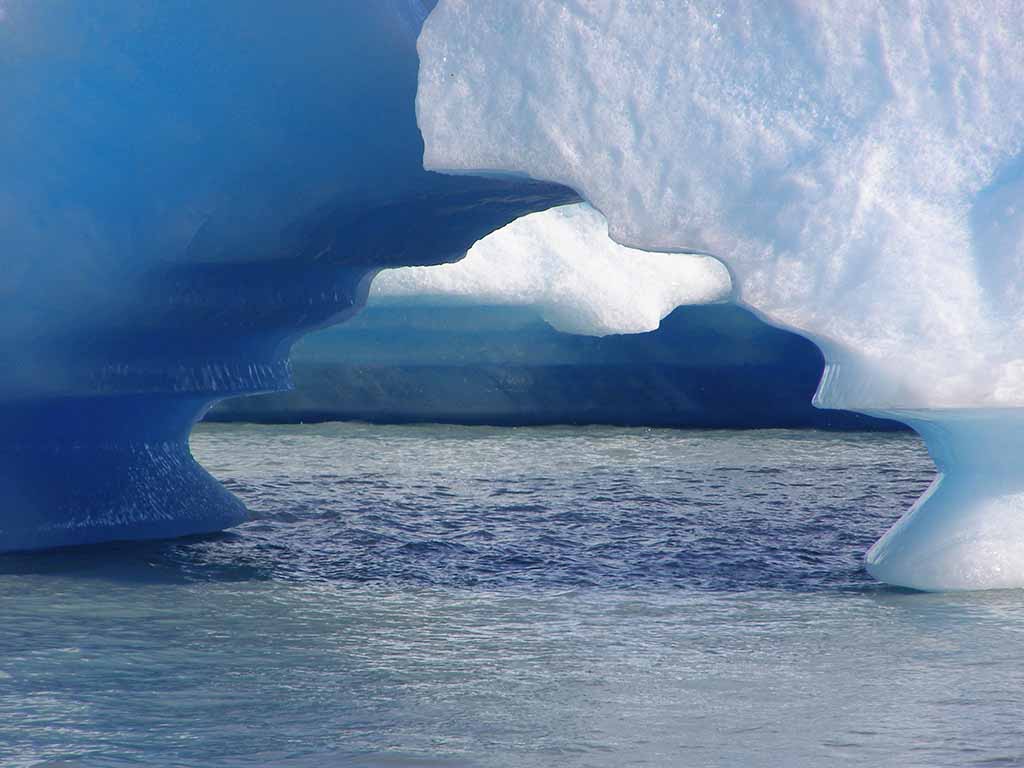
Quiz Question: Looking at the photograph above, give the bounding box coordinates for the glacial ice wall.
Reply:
[0,1,577,551]
[210,302,899,431]
[418,1,1024,590]
[373,203,731,335]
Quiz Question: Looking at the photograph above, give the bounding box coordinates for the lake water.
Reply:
[3,424,1024,767]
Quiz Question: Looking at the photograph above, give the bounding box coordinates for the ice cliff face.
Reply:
[0,1,575,550]
[417,1,1024,590]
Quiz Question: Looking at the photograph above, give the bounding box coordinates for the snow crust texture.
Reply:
[419,0,1024,410]
[373,204,731,335]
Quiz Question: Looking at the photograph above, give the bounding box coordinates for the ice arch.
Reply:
[210,201,893,430]
[0,1,578,551]
[418,1,1024,590]
[373,203,731,336]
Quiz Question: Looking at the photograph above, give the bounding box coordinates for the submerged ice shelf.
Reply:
[418,1,1024,590]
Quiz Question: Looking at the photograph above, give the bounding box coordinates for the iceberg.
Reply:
[213,204,893,430]
[3,0,1015,591]
[0,1,576,551]
[418,1,1024,589]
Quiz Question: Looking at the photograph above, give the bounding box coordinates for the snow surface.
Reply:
[372,204,730,335]
[418,0,1024,410]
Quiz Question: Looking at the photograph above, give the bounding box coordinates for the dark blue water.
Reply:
[4,424,1024,767]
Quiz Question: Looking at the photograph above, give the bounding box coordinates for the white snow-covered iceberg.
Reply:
[418,0,1024,590]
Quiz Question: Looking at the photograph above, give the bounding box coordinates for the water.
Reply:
[2,424,1024,767]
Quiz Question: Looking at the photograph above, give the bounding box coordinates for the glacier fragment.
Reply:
[418,0,1024,589]
[0,1,575,551]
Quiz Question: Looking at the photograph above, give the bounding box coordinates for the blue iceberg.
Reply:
[0,1,574,550]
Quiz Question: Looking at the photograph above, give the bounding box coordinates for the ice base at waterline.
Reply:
[866,410,1024,591]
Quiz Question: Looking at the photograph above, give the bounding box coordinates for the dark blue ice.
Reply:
[0,1,575,550]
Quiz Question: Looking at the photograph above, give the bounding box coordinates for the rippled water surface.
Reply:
[3,424,1024,766]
